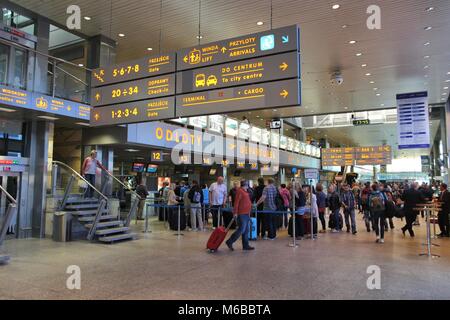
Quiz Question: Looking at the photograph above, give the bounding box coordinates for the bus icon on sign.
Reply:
[260,34,275,51]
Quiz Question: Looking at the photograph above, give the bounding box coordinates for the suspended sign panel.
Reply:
[175,79,300,117]
[177,25,299,71]
[176,52,299,93]
[91,74,175,107]
[90,97,175,126]
[91,53,176,87]
[322,145,392,166]
[396,91,430,149]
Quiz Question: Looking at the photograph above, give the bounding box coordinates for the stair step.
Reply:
[98,233,137,243]
[65,203,101,210]
[85,220,122,229]
[95,227,130,236]
[66,198,100,205]
[78,215,116,222]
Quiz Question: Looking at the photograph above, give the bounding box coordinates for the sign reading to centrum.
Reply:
[90,25,301,126]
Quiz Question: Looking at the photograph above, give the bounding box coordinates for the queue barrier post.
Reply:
[288,186,298,248]
[174,205,184,237]
[143,201,152,233]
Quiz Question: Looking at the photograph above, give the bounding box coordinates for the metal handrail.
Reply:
[0,185,17,204]
[99,167,143,200]
[52,160,108,201]
[48,61,88,86]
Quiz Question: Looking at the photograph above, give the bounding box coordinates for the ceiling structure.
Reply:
[12,0,450,118]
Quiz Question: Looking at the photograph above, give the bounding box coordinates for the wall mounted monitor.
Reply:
[147,164,158,173]
[131,162,145,173]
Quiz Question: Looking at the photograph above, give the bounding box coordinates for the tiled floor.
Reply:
[1,213,450,300]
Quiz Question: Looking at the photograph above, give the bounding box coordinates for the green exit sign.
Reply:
[353,119,370,126]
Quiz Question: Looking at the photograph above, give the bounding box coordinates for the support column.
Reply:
[29,17,50,94]
[23,121,53,238]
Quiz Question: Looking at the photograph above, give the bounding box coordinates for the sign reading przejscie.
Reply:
[90,25,301,126]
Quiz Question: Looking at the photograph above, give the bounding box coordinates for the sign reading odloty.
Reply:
[90,25,301,126]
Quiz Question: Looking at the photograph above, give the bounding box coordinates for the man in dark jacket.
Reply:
[136,181,149,220]
[438,183,450,237]
[188,180,204,231]
[401,182,425,237]
[327,184,342,232]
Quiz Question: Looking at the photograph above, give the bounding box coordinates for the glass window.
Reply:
[0,44,9,85]
[12,48,27,89]
[225,118,238,136]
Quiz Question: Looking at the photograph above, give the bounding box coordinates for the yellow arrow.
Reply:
[183,55,188,63]
[94,113,100,121]
[280,89,289,98]
[221,47,227,53]
[279,62,288,71]
[95,93,101,101]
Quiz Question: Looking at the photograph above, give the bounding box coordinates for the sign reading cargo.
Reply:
[322,146,392,167]
[90,25,301,126]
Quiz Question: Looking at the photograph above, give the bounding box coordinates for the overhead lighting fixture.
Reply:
[376,93,381,96]
[124,148,140,152]
[332,4,340,9]
[356,53,363,57]
[426,7,434,12]
[369,81,375,84]
[424,26,432,30]
[381,104,385,107]
[78,63,84,67]
[344,107,348,110]
[118,33,125,37]
[423,42,430,46]
[445,80,450,82]
[447,72,450,75]
[0,107,16,112]
[196,35,203,39]
[443,93,447,96]
[75,122,91,127]
[341,24,348,28]
[348,40,357,44]
[424,65,429,69]
[444,87,449,90]
[84,16,91,21]
[257,21,264,26]
[147,47,153,51]
[361,64,367,67]
[373,88,378,90]
[424,55,430,59]
[37,115,59,121]
[365,73,371,76]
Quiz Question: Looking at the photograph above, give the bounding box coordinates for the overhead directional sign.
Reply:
[91,74,175,107]
[177,25,299,70]
[90,25,301,126]
[91,97,175,126]
[177,51,299,93]
[175,79,300,117]
[322,145,392,166]
[91,53,176,87]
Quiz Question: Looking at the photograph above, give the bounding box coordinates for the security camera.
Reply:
[330,72,344,86]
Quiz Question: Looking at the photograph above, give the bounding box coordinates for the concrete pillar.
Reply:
[29,17,50,94]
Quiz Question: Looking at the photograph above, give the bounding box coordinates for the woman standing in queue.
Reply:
[293,182,306,240]
[315,183,327,233]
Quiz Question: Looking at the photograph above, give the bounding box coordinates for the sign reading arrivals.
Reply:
[396,91,430,149]
[322,145,392,166]
[90,25,301,126]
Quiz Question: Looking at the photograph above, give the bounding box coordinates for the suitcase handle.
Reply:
[225,215,238,232]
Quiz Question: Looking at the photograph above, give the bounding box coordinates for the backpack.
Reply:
[189,188,201,203]
[369,193,385,211]
[275,190,285,211]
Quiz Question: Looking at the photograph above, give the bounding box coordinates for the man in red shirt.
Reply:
[225,180,255,251]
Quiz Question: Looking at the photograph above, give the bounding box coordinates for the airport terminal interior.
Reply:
[0,0,450,300]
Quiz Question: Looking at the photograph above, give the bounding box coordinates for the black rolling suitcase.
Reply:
[169,206,186,231]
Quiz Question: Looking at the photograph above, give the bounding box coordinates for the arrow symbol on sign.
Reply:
[280,89,289,98]
[282,35,289,43]
[183,55,188,63]
[94,113,99,121]
[95,93,101,101]
[221,47,227,53]
[279,62,288,71]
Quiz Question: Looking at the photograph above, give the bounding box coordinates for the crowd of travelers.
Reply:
[155,177,450,251]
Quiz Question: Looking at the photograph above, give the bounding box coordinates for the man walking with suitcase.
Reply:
[225,180,255,251]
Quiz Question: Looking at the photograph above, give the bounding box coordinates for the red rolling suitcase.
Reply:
[207,216,236,252]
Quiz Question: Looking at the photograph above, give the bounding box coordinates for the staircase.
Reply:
[61,195,137,243]
[52,161,139,244]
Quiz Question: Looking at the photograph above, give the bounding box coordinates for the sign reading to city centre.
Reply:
[322,145,392,166]
[90,25,301,126]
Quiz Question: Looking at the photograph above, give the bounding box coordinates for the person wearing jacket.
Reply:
[202,184,210,225]
[304,185,319,239]
[400,182,425,237]
[279,184,291,228]
[438,183,450,237]
[293,182,306,239]
[369,184,386,243]
[315,183,327,233]
[188,180,204,231]
[225,180,255,251]
[341,184,357,235]
[327,184,342,233]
